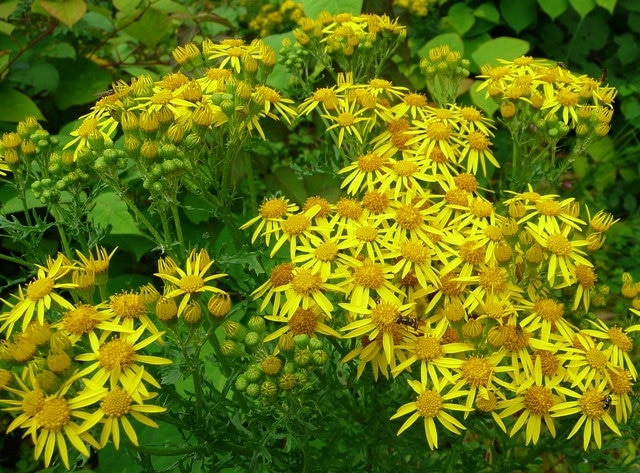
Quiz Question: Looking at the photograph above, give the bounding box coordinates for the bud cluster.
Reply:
[419,44,471,106]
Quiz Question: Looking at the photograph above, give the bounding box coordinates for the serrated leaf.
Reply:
[122,7,170,47]
[569,0,596,17]
[302,0,362,19]
[39,0,87,28]
[0,85,45,122]
[538,0,569,19]
[500,0,537,33]
[470,36,530,70]
[88,191,146,236]
[418,33,465,59]
[447,3,475,35]
[52,57,112,109]
[595,0,616,13]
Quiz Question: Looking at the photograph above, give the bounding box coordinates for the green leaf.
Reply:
[615,33,640,65]
[88,191,146,236]
[0,1,20,19]
[302,0,362,19]
[470,81,499,116]
[40,42,76,59]
[38,0,87,28]
[0,85,45,122]
[112,0,142,15]
[447,3,475,35]
[418,33,465,59]
[82,11,115,32]
[595,0,616,13]
[474,3,501,22]
[0,187,46,214]
[264,167,307,204]
[9,61,59,94]
[182,192,212,225]
[52,57,112,109]
[569,0,596,17]
[0,20,14,35]
[470,37,530,70]
[500,0,537,33]
[122,7,170,47]
[538,0,569,19]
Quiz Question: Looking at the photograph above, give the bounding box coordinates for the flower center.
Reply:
[303,196,332,217]
[585,347,608,369]
[478,267,507,292]
[546,233,572,255]
[36,397,70,431]
[282,214,310,235]
[524,385,554,416]
[179,274,205,293]
[556,88,579,107]
[288,308,318,335]
[335,198,363,219]
[362,191,388,214]
[270,263,295,286]
[404,93,427,107]
[101,387,132,417]
[395,204,422,230]
[461,356,492,387]
[535,200,562,216]
[425,122,451,141]
[503,325,530,352]
[400,241,430,264]
[98,337,136,371]
[315,242,339,261]
[415,389,443,418]
[445,189,469,206]
[336,112,355,127]
[575,265,597,288]
[290,269,322,296]
[454,173,479,192]
[476,391,498,412]
[355,225,378,242]
[484,225,503,241]
[535,350,560,376]
[460,241,485,265]
[370,302,400,329]
[393,160,418,177]
[26,278,55,301]
[467,131,491,151]
[469,199,494,217]
[357,153,386,172]
[534,298,564,321]
[578,388,607,419]
[22,390,46,416]
[353,263,385,289]
[110,292,146,318]
[608,327,632,352]
[414,337,442,361]
[259,198,288,219]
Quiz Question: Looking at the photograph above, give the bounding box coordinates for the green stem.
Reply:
[0,253,30,267]
[170,202,185,256]
[49,205,73,260]
[244,153,258,218]
[206,322,232,377]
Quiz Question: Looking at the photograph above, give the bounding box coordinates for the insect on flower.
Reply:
[602,394,612,411]
[396,315,420,332]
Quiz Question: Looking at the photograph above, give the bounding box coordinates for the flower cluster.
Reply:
[292,12,406,81]
[0,248,173,469]
[246,0,305,37]
[243,66,638,450]
[0,246,228,468]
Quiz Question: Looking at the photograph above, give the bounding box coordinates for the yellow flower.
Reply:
[240,196,299,245]
[391,372,471,449]
[550,382,621,449]
[155,249,227,315]
[80,368,166,449]
[2,254,76,337]
[263,305,342,343]
[279,267,342,318]
[321,96,371,148]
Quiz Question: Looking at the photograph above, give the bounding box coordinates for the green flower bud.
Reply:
[260,380,278,398]
[220,339,243,358]
[282,362,297,374]
[235,374,248,392]
[308,337,323,351]
[247,316,266,334]
[278,333,296,354]
[278,373,298,391]
[244,364,262,383]
[222,321,247,342]
[312,349,329,366]
[244,331,262,349]
[294,334,309,349]
[293,348,311,367]
[260,355,282,376]
[246,383,260,398]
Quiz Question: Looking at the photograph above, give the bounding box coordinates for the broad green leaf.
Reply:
[0,85,45,122]
[182,192,212,225]
[302,0,362,19]
[262,32,295,91]
[88,191,146,236]
[469,81,499,116]
[0,1,19,19]
[82,11,114,32]
[113,0,142,15]
[500,0,537,33]
[103,234,154,262]
[9,61,59,94]
[0,20,14,35]
[40,42,76,59]
[0,188,46,214]
[151,0,189,14]
[569,0,596,17]
[474,3,501,22]
[122,7,170,47]
[52,57,112,109]
[615,33,640,65]
[586,136,614,162]
[470,37,530,70]
[538,0,569,19]
[264,166,307,204]
[38,0,87,28]
[418,33,465,59]
[595,0,617,13]
[447,3,475,35]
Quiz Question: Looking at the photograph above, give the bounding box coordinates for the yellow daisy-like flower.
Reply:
[581,318,637,379]
[497,356,566,445]
[73,325,171,387]
[79,368,166,450]
[263,305,342,343]
[2,254,77,337]
[155,249,227,315]
[321,97,371,148]
[251,262,295,314]
[562,334,615,389]
[338,152,391,195]
[391,372,471,449]
[279,267,343,318]
[5,377,103,469]
[550,381,621,449]
[240,196,299,245]
[451,352,512,412]
[525,222,592,287]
